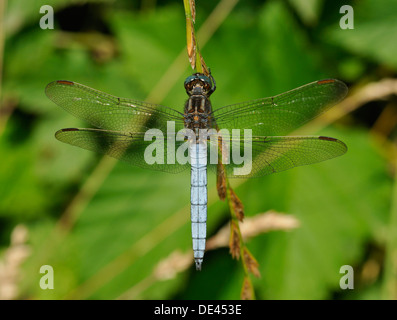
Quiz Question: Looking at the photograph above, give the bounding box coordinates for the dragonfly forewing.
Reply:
[46,80,185,133]
[211,79,348,136]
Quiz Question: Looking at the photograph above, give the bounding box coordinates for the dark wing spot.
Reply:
[56,80,74,86]
[319,136,337,141]
[61,128,79,132]
[317,79,335,85]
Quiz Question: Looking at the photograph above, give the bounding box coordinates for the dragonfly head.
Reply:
[184,73,214,97]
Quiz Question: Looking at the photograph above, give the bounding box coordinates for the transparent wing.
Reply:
[55,128,190,174]
[46,80,185,132]
[211,79,348,136]
[208,135,347,178]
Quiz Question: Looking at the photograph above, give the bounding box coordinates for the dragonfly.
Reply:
[46,73,348,270]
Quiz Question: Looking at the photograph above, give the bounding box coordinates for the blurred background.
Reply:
[1,0,397,299]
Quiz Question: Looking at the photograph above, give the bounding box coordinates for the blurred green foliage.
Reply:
[1,0,397,300]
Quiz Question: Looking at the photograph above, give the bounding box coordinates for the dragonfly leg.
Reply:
[208,69,216,96]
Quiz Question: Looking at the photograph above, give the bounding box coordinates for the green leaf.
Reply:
[325,0,397,70]
[288,0,324,25]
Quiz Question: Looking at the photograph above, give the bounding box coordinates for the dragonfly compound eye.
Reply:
[184,75,197,89]
[184,74,212,93]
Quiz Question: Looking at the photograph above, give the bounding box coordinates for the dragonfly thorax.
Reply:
[184,92,214,132]
[184,112,210,131]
